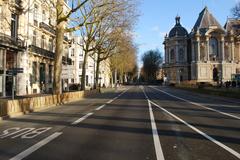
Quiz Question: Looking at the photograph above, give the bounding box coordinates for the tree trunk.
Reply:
[81,45,89,90]
[95,59,100,89]
[53,0,65,102]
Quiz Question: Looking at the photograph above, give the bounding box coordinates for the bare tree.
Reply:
[110,34,138,84]
[53,0,92,97]
[232,2,240,18]
[91,0,139,88]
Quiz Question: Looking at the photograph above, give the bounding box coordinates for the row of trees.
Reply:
[50,0,138,94]
[141,49,162,83]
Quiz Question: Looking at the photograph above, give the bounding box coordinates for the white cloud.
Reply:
[151,25,167,38]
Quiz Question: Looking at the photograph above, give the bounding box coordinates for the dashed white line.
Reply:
[72,112,93,125]
[150,100,240,159]
[106,99,114,104]
[10,132,62,160]
[150,86,240,120]
[95,104,106,111]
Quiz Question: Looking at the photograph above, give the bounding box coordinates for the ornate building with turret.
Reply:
[163,7,240,84]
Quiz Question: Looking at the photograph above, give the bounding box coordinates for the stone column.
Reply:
[206,36,210,61]
[196,37,200,62]
[231,37,235,62]
[184,45,187,62]
[45,64,49,92]
[220,36,225,61]
[176,44,179,63]
[191,41,195,62]
[2,49,6,97]
[164,46,168,64]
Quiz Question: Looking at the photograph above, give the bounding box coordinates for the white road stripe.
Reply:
[150,100,240,159]
[10,132,62,160]
[142,86,165,160]
[72,112,93,125]
[95,104,106,111]
[151,86,240,120]
[148,100,165,160]
[106,99,114,104]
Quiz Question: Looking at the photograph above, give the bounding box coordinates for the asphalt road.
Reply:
[0,86,239,160]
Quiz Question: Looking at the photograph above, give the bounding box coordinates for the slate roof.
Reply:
[192,7,224,34]
[224,18,240,35]
[169,16,188,38]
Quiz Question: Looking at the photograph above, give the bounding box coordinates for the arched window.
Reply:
[179,48,184,62]
[209,37,218,56]
[170,49,175,62]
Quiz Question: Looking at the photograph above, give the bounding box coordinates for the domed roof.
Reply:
[169,16,188,38]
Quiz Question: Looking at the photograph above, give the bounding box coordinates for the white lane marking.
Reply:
[142,86,165,160]
[150,100,240,159]
[10,132,62,160]
[142,87,149,99]
[95,104,106,111]
[106,99,114,104]
[148,100,165,160]
[151,86,240,120]
[72,113,93,125]
[105,87,129,104]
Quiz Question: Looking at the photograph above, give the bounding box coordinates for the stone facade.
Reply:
[163,7,240,84]
[0,0,72,97]
[70,36,111,89]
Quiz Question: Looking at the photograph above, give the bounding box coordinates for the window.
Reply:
[41,35,45,49]
[170,49,175,62]
[11,14,18,39]
[32,62,37,83]
[32,31,37,45]
[49,65,53,83]
[71,48,75,57]
[33,4,38,26]
[42,10,46,23]
[179,48,184,62]
[49,38,53,51]
[79,62,83,69]
[209,38,218,55]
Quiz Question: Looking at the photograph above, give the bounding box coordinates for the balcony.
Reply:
[29,45,72,64]
[29,45,54,59]
[39,22,55,35]
[0,33,25,50]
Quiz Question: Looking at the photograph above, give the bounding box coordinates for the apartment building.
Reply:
[70,36,111,89]
[0,0,72,97]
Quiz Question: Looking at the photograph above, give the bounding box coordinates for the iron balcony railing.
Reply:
[39,22,55,35]
[29,44,72,64]
[29,45,54,59]
[0,33,25,48]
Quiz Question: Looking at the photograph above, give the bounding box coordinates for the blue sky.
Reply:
[135,0,238,65]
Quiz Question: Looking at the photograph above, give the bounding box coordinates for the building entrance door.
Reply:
[40,63,45,93]
[6,75,13,96]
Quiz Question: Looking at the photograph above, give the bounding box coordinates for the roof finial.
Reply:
[175,15,180,25]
